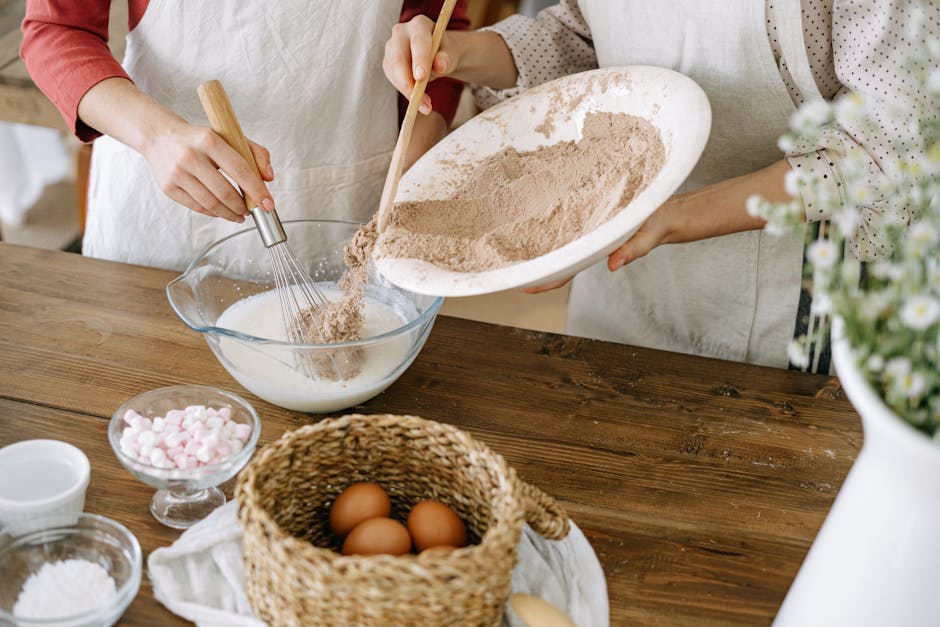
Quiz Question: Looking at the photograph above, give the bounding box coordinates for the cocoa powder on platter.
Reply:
[374,111,666,272]
[313,110,665,353]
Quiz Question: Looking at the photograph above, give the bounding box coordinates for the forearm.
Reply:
[447,31,518,89]
[404,111,448,171]
[77,77,185,154]
[77,76,276,222]
[663,159,790,244]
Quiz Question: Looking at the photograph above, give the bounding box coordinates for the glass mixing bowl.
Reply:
[166,220,443,413]
[0,513,142,626]
[108,385,260,529]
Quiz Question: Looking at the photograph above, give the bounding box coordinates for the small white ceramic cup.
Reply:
[0,439,91,536]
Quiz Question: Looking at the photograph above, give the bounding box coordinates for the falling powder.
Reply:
[374,111,666,272]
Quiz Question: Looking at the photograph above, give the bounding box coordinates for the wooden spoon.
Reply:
[376,0,458,233]
[510,593,578,627]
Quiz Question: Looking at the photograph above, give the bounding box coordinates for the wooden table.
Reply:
[0,243,862,626]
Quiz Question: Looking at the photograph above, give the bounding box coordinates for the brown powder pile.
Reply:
[293,221,377,381]
[373,111,665,272]
[297,110,664,371]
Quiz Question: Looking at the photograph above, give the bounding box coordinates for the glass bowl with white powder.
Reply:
[166,220,443,413]
[0,513,141,626]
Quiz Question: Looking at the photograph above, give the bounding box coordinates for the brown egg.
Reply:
[329,482,391,537]
[341,517,412,556]
[420,545,458,555]
[407,500,468,551]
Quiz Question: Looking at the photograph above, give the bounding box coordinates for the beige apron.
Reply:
[572,0,812,368]
[84,0,400,271]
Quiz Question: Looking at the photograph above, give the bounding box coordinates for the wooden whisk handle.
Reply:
[198,80,285,247]
[197,80,264,212]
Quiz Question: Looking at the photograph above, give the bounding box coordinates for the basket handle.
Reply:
[520,480,570,540]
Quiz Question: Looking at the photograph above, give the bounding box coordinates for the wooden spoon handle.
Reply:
[376,0,458,232]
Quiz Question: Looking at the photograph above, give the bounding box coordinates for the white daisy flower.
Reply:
[787,339,810,369]
[871,260,901,281]
[791,100,833,134]
[893,372,928,400]
[807,239,839,269]
[811,292,833,315]
[900,294,940,330]
[834,93,867,127]
[885,357,912,380]
[907,220,940,256]
[858,290,893,321]
[745,195,764,218]
[832,208,861,237]
[784,170,804,197]
[866,354,885,372]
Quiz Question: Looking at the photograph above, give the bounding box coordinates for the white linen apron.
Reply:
[84,0,400,271]
[572,1,815,368]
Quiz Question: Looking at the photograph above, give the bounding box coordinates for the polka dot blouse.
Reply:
[474,0,939,261]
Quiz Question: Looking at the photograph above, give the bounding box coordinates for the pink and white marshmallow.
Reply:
[119,404,252,470]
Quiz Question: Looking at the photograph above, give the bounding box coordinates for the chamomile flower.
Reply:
[906,220,940,256]
[807,239,839,269]
[885,357,912,380]
[832,208,862,240]
[870,259,901,281]
[791,100,834,134]
[752,29,940,435]
[811,292,833,315]
[784,169,804,197]
[893,371,928,400]
[900,294,940,330]
[787,339,810,370]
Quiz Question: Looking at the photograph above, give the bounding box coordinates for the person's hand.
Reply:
[383,15,460,115]
[142,118,275,223]
[520,160,793,294]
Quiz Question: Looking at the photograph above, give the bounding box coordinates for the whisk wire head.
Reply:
[265,243,345,382]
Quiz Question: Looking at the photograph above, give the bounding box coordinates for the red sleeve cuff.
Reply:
[61,65,133,142]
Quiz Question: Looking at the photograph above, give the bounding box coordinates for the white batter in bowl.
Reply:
[167,220,442,412]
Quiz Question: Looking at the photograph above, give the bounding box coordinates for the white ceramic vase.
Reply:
[775,320,940,626]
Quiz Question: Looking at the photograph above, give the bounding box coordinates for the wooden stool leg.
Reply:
[75,143,92,236]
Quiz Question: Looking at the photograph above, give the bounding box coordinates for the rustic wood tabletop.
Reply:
[0,242,862,625]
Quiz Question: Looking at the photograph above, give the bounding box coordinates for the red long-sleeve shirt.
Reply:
[21,0,470,142]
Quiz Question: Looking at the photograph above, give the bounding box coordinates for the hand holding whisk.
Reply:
[197,80,356,380]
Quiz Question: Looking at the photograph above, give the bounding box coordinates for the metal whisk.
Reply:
[197,80,333,358]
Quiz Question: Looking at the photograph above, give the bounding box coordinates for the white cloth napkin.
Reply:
[148,501,609,627]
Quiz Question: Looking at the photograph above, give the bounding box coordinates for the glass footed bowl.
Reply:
[166,220,443,413]
[0,513,142,627]
[108,385,260,529]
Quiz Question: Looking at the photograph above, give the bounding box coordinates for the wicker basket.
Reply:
[236,413,569,626]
